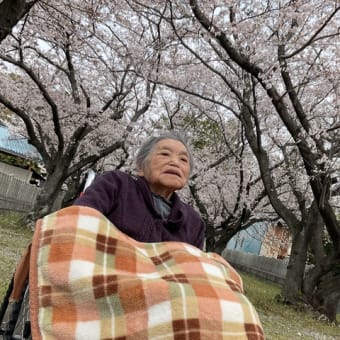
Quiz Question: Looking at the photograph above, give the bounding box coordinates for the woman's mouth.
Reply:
[164,170,181,178]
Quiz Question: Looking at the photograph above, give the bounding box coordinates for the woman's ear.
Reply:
[137,166,144,176]
[137,160,147,176]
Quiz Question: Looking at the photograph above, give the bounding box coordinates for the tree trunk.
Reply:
[25,168,65,228]
[311,263,340,322]
[298,203,340,322]
[282,200,323,304]
[302,206,325,297]
[205,223,218,252]
[281,227,308,303]
[61,170,83,208]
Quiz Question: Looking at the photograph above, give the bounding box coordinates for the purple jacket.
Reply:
[74,170,205,249]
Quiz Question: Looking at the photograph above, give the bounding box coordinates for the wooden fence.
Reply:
[222,248,288,285]
[223,248,340,312]
[0,172,40,213]
[0,171,63,213]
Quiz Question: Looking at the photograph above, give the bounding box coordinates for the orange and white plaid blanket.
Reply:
[29,206,264,339]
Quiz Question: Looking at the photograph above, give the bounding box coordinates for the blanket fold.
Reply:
[29,206,264,339]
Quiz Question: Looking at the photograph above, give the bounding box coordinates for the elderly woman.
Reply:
[74,132,205,249]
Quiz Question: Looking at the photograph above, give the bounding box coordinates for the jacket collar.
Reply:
[136,176,187,229]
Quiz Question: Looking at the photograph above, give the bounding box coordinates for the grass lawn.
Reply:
[0,212,33,300]
[240,272,339,339]
[0,212,339,339]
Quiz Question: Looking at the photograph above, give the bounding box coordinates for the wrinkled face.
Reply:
[138,139,191,199]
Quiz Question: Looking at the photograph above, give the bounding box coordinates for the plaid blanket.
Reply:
[30,206,264,339]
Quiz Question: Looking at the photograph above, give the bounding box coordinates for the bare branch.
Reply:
[283,6,340,59]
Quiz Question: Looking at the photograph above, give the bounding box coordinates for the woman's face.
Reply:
[138,139,191,199]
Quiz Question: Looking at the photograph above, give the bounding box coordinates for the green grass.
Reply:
[240,272,340,339]
[0,212,33,299]
[0,213,339,339]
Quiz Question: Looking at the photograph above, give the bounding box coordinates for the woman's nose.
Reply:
[169,156,180,166]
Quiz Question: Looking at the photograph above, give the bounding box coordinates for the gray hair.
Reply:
[136,131,194,173]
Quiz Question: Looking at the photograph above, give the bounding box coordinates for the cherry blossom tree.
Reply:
[0,1,158,223]
[185,0,339,320]
[1,0,339,320]
[124,0,340,320]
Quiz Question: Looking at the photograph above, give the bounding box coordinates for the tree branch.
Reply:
[0,53,65,151]
[0,92,49,161]
[0,0,39,42]
[283,7,340,59]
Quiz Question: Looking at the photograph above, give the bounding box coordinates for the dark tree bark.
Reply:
[302,204,340,322]
[281,228,309,302]
[311,265,340,322]
[24,139,123,227]
[0,0,38,42]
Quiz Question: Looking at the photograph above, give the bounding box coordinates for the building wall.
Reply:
[227,222,292,259]
[227,223,268,255]
[259,223,291,259]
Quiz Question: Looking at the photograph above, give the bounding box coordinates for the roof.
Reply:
[0,124,41,160]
